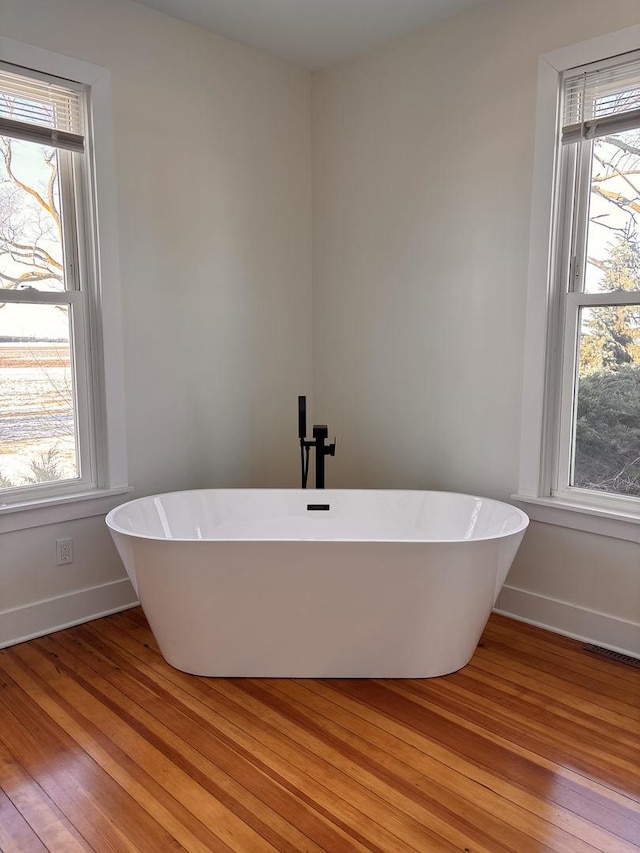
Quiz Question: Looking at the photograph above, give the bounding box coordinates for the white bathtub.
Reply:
[106,489,528,678]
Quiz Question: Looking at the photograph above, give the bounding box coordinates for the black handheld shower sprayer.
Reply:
[298,396,335,489]
[298,395,307,444]
[298,395,310,488]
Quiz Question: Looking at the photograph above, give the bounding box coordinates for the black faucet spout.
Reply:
[312,424,335,489]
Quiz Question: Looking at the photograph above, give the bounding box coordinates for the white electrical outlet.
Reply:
[56,538,73,565]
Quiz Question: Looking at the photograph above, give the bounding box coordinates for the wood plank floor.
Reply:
[0,610,637,852]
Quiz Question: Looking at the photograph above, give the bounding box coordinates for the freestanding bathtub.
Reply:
[106,489,528,678]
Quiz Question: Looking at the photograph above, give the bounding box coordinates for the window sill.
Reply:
[0,487,133,533]
[512,494,640,543]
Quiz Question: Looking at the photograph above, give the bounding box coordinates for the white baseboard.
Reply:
[495,584,640,659]
[0,578,139,649]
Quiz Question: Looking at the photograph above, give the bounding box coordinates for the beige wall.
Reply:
[507,522,639,624]
[1,0,313,629]
[311,0,640,645]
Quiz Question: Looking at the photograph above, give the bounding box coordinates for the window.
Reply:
[0,39,128,527]
[518,26,640,539]
[0,64,96,501]
[552,54,640,507]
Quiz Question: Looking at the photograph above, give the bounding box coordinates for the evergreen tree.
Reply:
[580,229,640,374]
[574,365,640,495]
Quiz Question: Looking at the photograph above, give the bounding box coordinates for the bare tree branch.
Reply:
[591,184,640,216]
[601,135,640,159]
[0,241,63,272]
[0,139,61,230]
[592,152,640,200]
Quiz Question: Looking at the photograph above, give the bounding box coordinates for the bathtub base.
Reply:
[134,539,505,678]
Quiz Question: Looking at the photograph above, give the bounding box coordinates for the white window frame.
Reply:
[0,38,129,533]
[515,23,640,544]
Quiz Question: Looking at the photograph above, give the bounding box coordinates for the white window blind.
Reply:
[562,51,640,144]
[0,63,84,152]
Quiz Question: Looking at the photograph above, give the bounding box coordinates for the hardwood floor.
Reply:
[0,610,637,852]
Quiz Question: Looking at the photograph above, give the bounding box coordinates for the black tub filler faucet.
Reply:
[298,396,336,489]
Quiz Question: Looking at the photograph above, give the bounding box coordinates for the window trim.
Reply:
[515,23,640,541]
[0,37,128,531]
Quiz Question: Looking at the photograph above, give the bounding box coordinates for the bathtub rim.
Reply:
[105,488,530,545]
